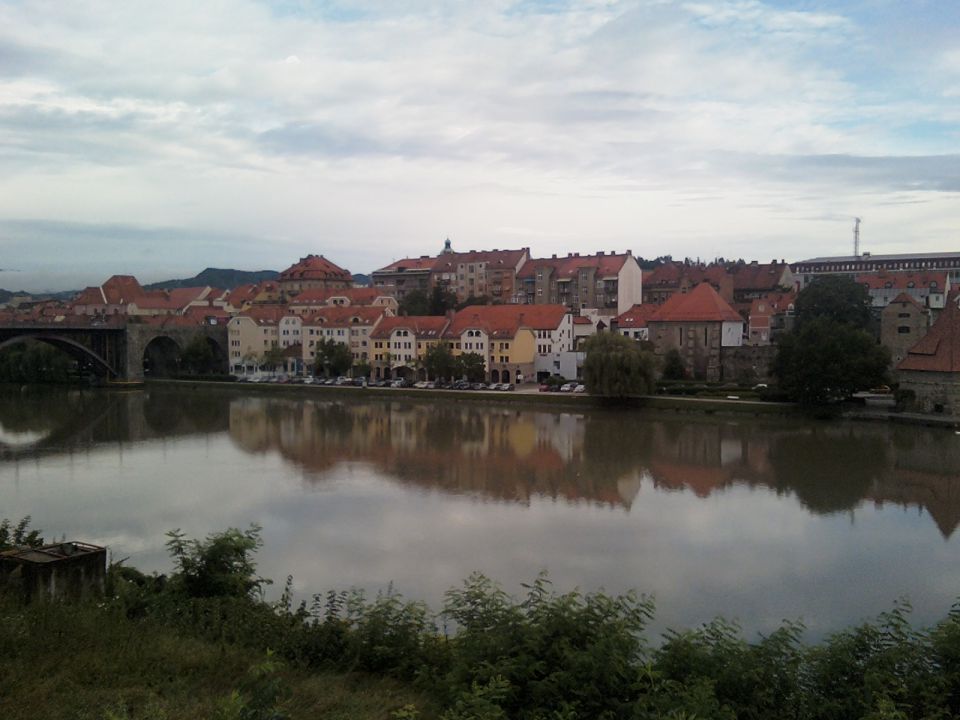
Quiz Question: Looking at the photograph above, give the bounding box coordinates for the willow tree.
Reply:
[582,333,657,398]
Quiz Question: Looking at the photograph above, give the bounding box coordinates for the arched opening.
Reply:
[417,367,427,381]
[178,335,225,376]
[0,335,114,381]
[491,369,500,383]
[143,336,182,378]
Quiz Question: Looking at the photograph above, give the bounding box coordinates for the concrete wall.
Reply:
[720,345,778,385]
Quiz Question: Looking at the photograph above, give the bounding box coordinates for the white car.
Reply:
[560,382,577,392]
[573,384,586,393]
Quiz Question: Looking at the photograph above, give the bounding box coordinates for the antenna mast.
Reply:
[853,217,861,257]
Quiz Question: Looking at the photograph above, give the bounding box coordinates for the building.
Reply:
[642,260,793,307]
[857,270,949,311]
[301,306,391,370]
[613,304,658,342]
[517,251,643,316]
[898,294,960,414]
[881,293,930,369]
[793,251,960,290]
[443,304,574,383]
[648,282,744,381]
[370,257,437,301]
[288,287,398,314]
[226,305,287,373]
[429,247,530,304]
[278,255,353,295]
[746,290,796,346]
[370,316,450,380]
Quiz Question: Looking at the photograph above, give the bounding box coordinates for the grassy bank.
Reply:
[0,596,429,720]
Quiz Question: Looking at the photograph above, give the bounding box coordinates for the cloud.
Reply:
[0,0,957,291]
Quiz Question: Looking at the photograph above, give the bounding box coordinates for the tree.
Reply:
[429,285,457,315]
[424,342,457,380]
[180,337,215,375]
[166,525,269,599]
[353,360,372,379]
[456,352,487,382]
[795,275,872,331]
[313,339,353,377]
[581,332,657,398]
[262,346,285,371]
[661,348,686,380]
[399,289,430,316]
[774,317,890,407]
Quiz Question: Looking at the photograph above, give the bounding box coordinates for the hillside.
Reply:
[144,267,278,290]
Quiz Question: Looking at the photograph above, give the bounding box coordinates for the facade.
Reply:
[430,248,530,304]
[370,257,437,301]
[642,260,792,307]
[370,316,450,380]
[898,294,960,414]
[881,293,930,369]
[226,305,287,373]
[301,306,391,370]
[278,255,353,294]
[793,251,960,289]
[517,251,643,316]
[648,282,744,381]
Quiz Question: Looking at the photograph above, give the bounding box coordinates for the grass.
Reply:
[0,597,435,720]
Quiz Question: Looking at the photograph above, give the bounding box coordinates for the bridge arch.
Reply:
[0,335,116,378]
[142,336,182,377]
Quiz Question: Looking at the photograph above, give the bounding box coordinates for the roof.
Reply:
[518,252,633,280]
[649,282,743,323]
[289,287,389,306]
[232,305,288,326]
[279,255,352,283]
[303,306,388,327]
[101,275,145,304]
[887,292,925,310]
[898,296,960,373]
[796,252,960,265]
[856,271,947,291]
[444,304,568,339]
[373,257,438,274]
[0,541,104,564]
[431,248,529,274]
[615,303,658,328]
[370,315,449,339]
[731,262,791,292]
[133,287,209,311]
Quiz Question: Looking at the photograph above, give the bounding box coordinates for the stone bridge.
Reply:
[0,320,228,381]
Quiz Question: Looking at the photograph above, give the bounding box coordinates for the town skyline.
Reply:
[2,1,958,292]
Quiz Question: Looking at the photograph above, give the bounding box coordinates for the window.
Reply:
[898,326,911,334]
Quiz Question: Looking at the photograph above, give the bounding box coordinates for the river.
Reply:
[1,385,958,640]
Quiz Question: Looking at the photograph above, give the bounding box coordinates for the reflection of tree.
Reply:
[768,428,889,513]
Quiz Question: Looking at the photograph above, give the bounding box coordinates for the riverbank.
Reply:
[150,378,801,416]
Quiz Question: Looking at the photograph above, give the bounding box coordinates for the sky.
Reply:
[0,0,958,292]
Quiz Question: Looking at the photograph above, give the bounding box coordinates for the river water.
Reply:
[1,385,958,640]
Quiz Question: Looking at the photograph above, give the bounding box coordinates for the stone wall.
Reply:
[720,345,778,385]
[900,370,960,415]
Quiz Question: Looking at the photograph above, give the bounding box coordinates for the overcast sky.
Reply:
[1,0,958,292]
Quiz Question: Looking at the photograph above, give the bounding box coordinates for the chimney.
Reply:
[552,254,557,259]
[568,253,573,258]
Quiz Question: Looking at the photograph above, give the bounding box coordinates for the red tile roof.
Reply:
[649,282,743,323]
[431,248,528,274]
[279,255,352,283]
[233,304,288,326]
[370,316,449,339]
[518,252,632,280]
[374,257,438,273]
[290,287,389,306]
[101,275,145,304]
[856,270,947,291]
[898,297,960,373]
[888,292,924,309]
[615,303,657,328]
[303,306,388,327]
[444,304,568,339]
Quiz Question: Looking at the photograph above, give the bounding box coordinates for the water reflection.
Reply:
[222,395,960,538]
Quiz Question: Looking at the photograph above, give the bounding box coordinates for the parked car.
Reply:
[560,382,577,393]
[487,383,500,391]
[573,384,586,393]
[498,383,514,391]
[471,383,486,391]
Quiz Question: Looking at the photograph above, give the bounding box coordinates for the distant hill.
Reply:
[144,268,279,291]
[352,273,371,286]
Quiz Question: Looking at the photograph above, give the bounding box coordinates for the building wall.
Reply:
[228,317,278,371]
[881,302,929,370]
[900,370,960,415]
[650,320,724,381]
[720,345,777,385]
[617,258,644,315]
